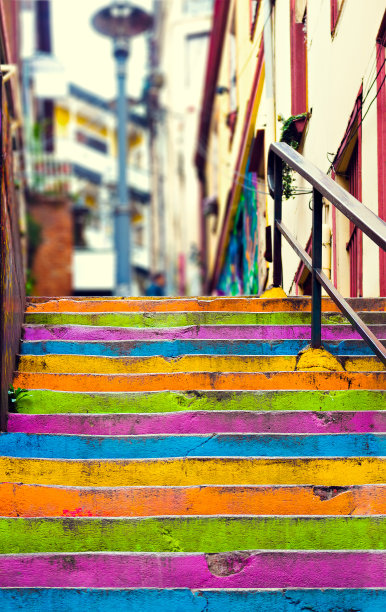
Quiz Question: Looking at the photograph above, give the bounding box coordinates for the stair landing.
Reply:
[0,296,385,610]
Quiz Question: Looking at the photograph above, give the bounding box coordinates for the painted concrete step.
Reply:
[23,311,386,327]
[1,588,385,612]
[1,456,384,486]
[23,323,386,342]
[13,389,385,414]
[0,551,384,588]
[1,482,384,517]
[20,338,386,357]
[0,516,383,553]
[1,432,384,459]
[13,371,386,393]
[26,295,386,313]
[17,354,385,375]
[8,411,385,435]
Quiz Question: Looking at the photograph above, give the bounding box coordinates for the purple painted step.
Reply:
[22,324,386,342]
[7,411,386,435]
[0,552,383,588]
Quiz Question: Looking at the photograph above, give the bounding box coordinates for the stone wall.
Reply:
[0,0,26,430]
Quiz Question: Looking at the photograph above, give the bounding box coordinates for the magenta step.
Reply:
[22,324,386,342]
[7,411,386,435]
[0,552,384,588]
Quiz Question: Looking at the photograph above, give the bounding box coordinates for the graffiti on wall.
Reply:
[217,168,259,295]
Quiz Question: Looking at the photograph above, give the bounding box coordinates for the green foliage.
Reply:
[8,385,30,412]
[279,113,308,145]
[26,213,42,284]
[26,213,42,260]
[278,113,308,200]
[25,268,36,296]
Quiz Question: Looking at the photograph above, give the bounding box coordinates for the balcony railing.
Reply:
[29,153,72,195]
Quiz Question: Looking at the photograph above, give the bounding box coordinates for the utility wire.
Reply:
[329,68,385,174]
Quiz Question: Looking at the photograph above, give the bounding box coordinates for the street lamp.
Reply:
[91,2,153,296]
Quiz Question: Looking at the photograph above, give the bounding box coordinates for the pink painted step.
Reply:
[7,411,386,435]
[0,552,384,588]
[22,324,386,342]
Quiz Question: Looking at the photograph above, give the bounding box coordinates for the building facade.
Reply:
[54,85,151,296]
[196,0,386,297]
[150,0,213,295]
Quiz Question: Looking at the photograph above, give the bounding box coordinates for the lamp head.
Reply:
[91,2,153,39]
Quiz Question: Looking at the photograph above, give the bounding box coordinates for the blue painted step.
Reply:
[20,338,385,357]
[0,588,385,612]
[0,432,384,459]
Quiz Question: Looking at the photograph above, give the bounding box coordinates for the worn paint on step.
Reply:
[0,551,384,588]
[1,588,386,612]
[20,338,385,357]
[8,411,385,435]
[25,295,386,312]
[0,456,384,486]
[26,311,373,327]
[13,371,386,393]
[1,432,385,459]
[17,353,384,374]
[14,390,385,414]
[22,323,386,342]
[1,482,384,517]
[0,516,384,553]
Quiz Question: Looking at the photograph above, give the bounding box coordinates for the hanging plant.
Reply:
[278,113,309,199]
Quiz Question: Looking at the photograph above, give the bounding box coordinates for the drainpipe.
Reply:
[322,223,331,277]
[263,0,276,282]
[322,201,332,283]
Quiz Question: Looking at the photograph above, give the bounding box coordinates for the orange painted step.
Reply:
[25,296,386,313]
[14,371,385,393]
[0,482,384,517]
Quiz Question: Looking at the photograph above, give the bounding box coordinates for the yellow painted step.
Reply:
[17,354,384,374]
[0,456,384,487]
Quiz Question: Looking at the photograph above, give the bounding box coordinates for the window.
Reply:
[332,92,363,296]
[249,1,260,39]
[76,131,107,154]
[290,0,307,115]
[183,0,213,16]
[331,0,345,36]
[346,142,363,297]
[185,32,210,90]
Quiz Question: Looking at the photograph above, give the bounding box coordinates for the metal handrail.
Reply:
[267,142,386,364]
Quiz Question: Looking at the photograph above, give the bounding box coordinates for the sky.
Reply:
[51,0,153,100]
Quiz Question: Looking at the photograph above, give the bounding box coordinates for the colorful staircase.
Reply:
[0,296,385,610]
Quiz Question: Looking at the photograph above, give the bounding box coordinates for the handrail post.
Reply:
[312,189,323,347]
[273,154,283,287]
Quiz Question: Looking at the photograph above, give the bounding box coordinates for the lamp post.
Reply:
[92,2,153,296]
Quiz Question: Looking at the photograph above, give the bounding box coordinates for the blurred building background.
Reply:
[148,0,213,296]
[20,0,152,296]
[1,0,385,300]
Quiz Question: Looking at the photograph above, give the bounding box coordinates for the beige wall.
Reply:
[203,0,385,297]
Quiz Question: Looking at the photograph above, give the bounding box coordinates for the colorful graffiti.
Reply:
[217,169,259,295]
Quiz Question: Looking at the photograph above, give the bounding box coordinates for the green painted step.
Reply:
[13,389,386,414]
[23,311,381,327]
[0,516,383,553]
